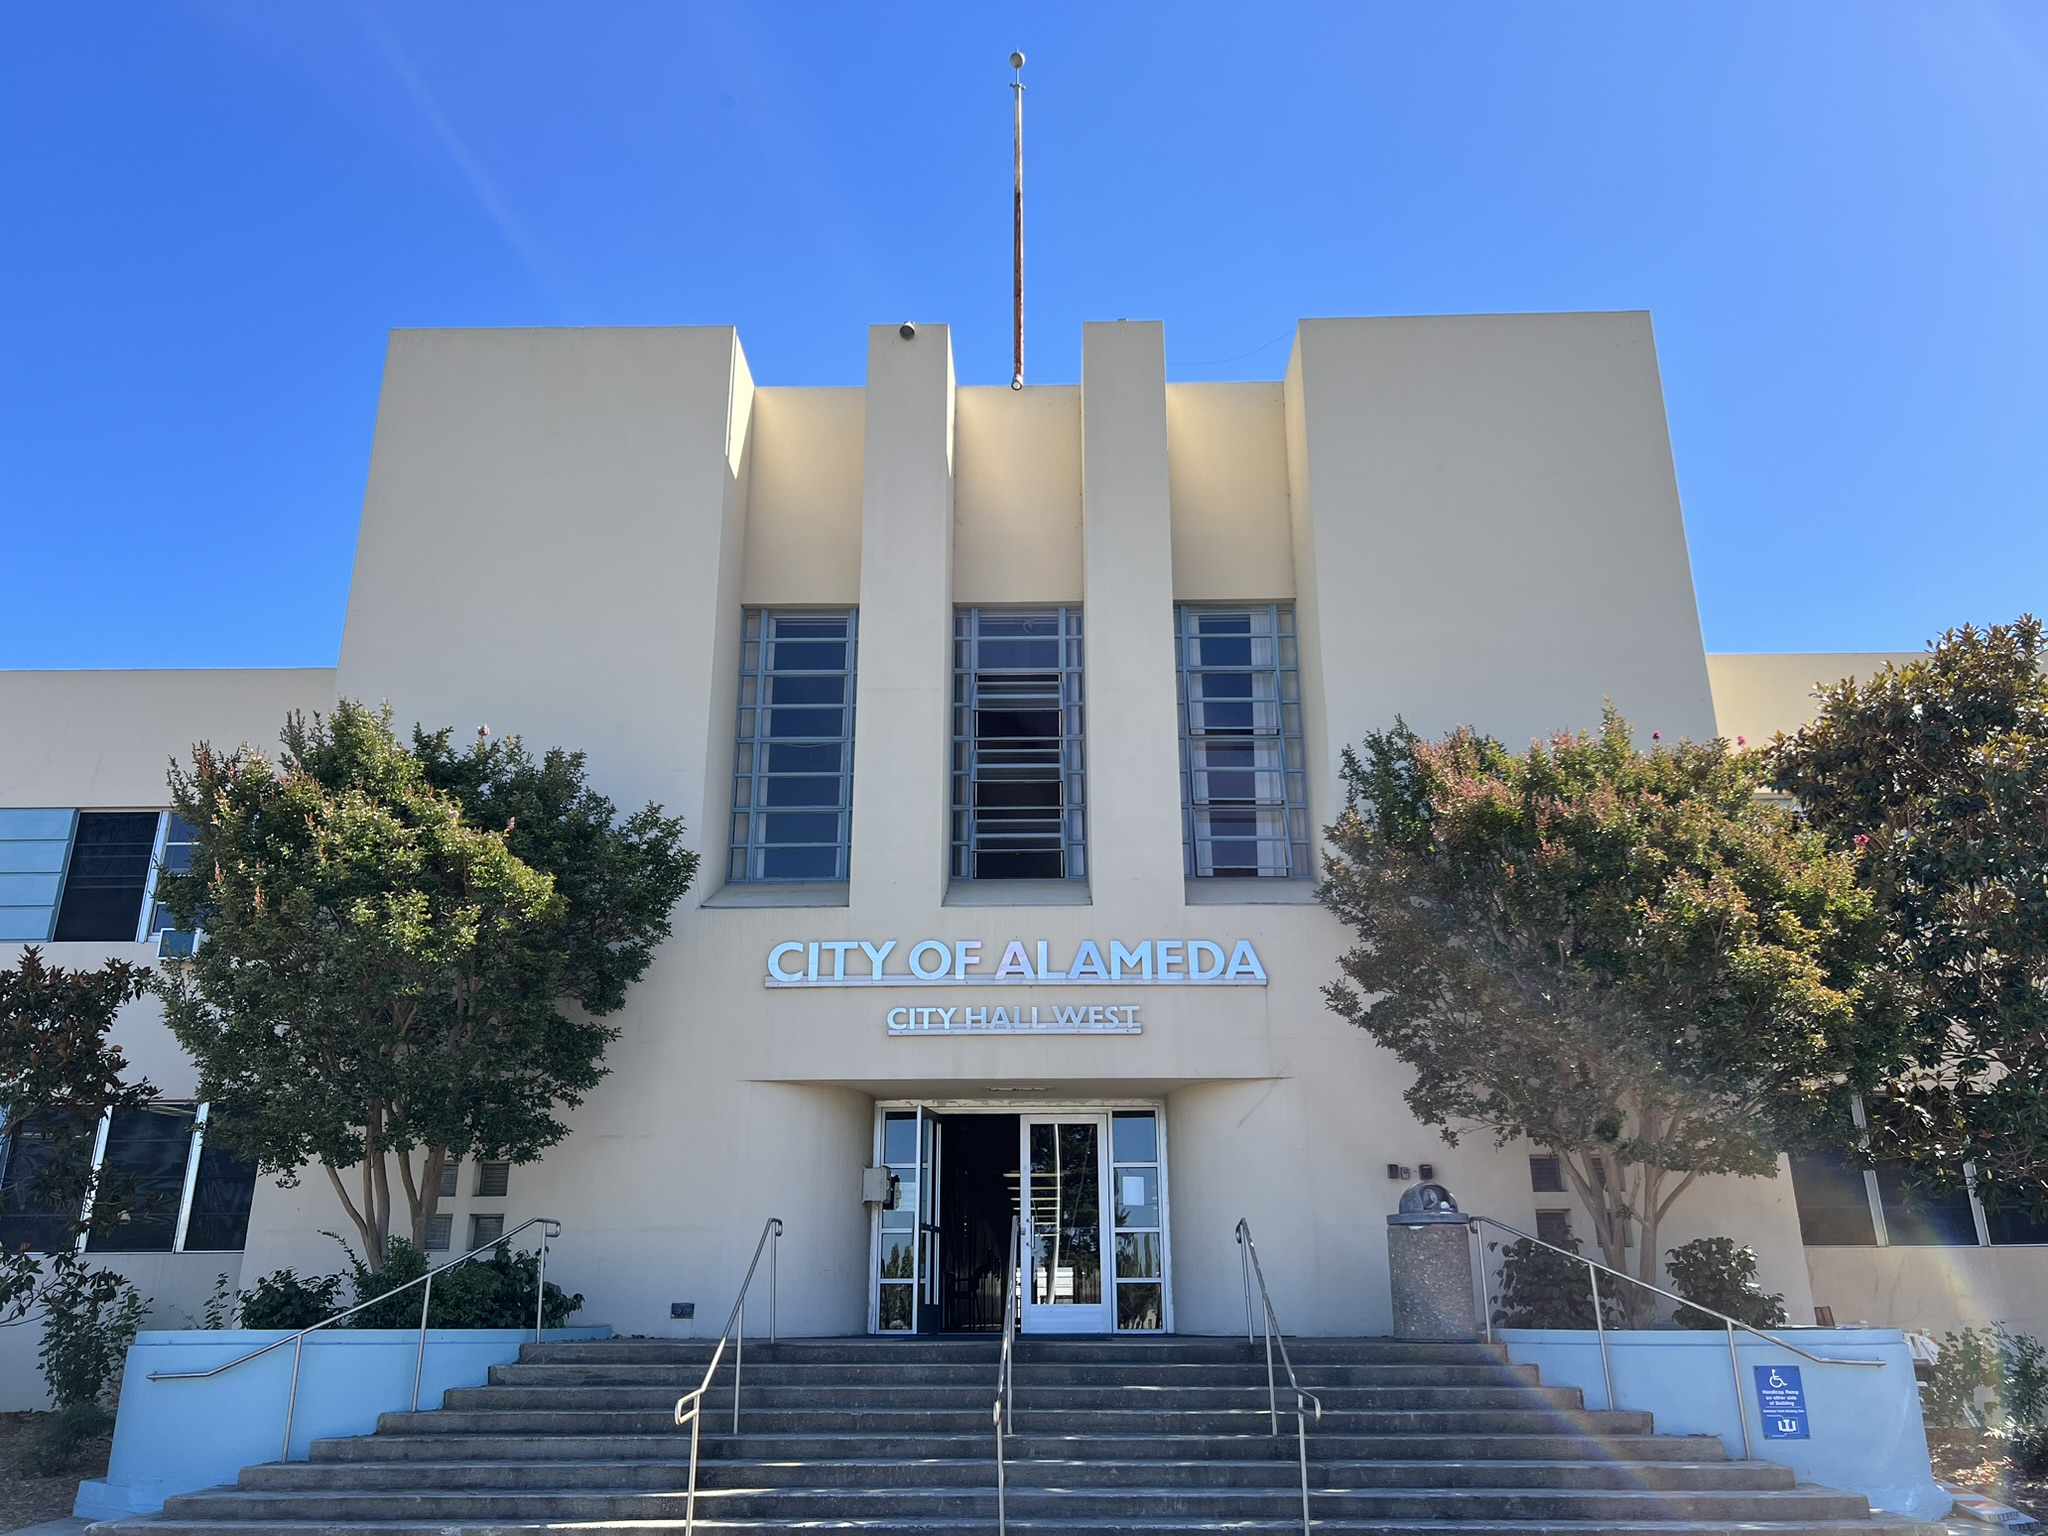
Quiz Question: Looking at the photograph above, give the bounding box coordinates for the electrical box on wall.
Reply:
[861,1166,892,1204]
[1386,1163,1412,1180]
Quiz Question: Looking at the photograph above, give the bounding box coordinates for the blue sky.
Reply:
[2,3,2042,667]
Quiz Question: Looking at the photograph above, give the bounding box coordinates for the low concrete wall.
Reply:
[76,1325,612,1518]
[1500,1327,1945,1521]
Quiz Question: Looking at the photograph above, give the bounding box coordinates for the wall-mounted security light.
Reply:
[899,322,916,340]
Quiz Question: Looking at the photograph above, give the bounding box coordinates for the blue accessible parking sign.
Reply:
[1754,1364,1810,1440]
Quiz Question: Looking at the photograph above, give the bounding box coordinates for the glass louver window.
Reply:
[145,813,200,939]
[951,608,1086,881]
[0,809,76,942]
[729,611,857,882]
[1176,605,1308,879]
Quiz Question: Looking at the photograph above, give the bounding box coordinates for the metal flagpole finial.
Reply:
[1010,51,1025,390]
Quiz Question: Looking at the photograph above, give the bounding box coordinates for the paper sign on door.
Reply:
[1121,1175,1146,1208]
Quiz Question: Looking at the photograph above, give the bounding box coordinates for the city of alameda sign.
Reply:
[761,935,1268,1036]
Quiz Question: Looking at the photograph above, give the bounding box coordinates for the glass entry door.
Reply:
[1021,1114,1112,1333]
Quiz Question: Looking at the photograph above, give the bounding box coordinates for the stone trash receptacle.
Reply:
[1387,1182,1478,1340]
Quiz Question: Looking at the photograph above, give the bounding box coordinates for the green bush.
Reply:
[1664,1237,1787,1329]
[235,1238,581,1332]
[37,1265,145,1410]
[18,1401,113,1477]
[236,1266,344,1329]
[1488,1237,1623,1329]
[1919,1325,2048,1474]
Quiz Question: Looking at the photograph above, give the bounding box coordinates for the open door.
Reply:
[1020,1114,1112,1334]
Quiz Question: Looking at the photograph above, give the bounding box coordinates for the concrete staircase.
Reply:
[112,1335,1930,1534]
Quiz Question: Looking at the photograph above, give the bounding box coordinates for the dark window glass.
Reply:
[424,1215,453,1252]
[952,608,1085,880]
[54,811,160,942]
[476,1161,509,1198]
[438,1162,459,1199]
[87,1103,197,1252]
[1529,1155,1565,1193]
[181,1129,258,1251]
[470,1213,505,1248]
[0,1110,92,1253]
[1534,1209,1573,1245]
[1875,1162,1979,1246]
[1788,1150,1879,1246]
[1984,1200,2048,1246]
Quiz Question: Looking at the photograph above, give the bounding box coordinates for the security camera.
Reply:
[899,322,916,340]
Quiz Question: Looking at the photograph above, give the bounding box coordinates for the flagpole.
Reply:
[1010,50,1026,391]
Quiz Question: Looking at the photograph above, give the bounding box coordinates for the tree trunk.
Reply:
[403,1145,448,1250]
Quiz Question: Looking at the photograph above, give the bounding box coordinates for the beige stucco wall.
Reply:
[1165,381,1295,601]
[1806,1246,2048,1342]
[952,384,1083,605]
[1707,652,1923,745]
[4,313,1884,1360]
[1287,312,1717,797]
[741,386,863,607]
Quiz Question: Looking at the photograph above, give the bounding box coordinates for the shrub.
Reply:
[18,1401,113,1477]
[1664,1237,1788,1329]
[1488,1237,1624,1329]
[37,1265,145,1410]
[1919,1325,2048,1473]
[236,1266,344,1329]
[235,1238,581,1332]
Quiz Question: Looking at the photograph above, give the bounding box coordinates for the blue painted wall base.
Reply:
[75,1325,612,1518]
[1498,1326,1947,1521]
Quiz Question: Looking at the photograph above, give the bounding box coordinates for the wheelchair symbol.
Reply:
[1768,1369,1788,1389]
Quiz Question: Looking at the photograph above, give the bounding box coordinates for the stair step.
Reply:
[96,1335,1912,1536]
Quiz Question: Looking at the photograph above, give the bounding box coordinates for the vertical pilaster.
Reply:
[848,324,956,904]
[1080,321,1186,909]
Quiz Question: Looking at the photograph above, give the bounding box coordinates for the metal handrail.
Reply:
[1466,1212,1883,1460]
[1235,1218,1322,1536]
[149,1213,561,1463]
[672,1215,783,1536]
[992,1210,1023,1536]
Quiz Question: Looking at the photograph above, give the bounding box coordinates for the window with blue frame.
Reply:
[728,610,857,882]
[1175,605,1308,879]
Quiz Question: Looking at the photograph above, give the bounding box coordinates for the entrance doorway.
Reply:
[870,1104,1168,1335]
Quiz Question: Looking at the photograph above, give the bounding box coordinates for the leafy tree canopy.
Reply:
[1321,711,1879,1319]
[0,949,155,1321]
[153,700,696,1266]
[1769,616,2048,1218]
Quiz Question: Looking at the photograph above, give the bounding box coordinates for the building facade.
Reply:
[1,312,2034,1403]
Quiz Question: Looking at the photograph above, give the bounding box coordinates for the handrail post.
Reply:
[1238,1225,1255,1344]
[281,1332,304,1462]
[733,1298,744,1436]
[1587,1260,1614,1413]
[770,1221,779,1343]
[684,1403,702,1536]
[1726,1320,1754,1460]
[534,1225,548,1343]
[1473,1222,1494,1344]
[411,1270,434,1412]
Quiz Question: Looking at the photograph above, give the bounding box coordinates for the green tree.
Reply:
[0,949,157,1323]
[1769,617,2048,1220]
[1321,712,1876,1322]
[153,701,696,1267]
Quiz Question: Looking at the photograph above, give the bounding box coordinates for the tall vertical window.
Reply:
[1175,605,1308,879]
[53,811,161,940]
[0,809,75,942]
[951,608,1086,881]
[145,814,200,939]
[729,610,857,882]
